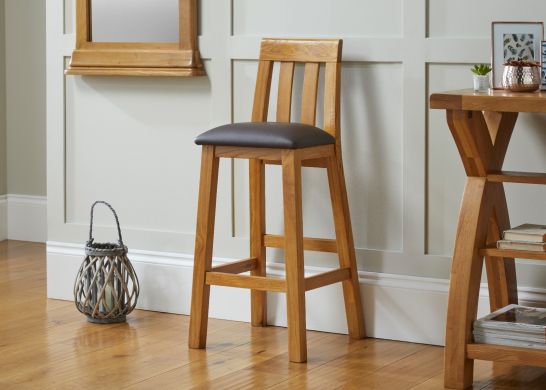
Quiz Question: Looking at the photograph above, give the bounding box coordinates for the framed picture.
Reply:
[542,41,546,90]
[491,22,544,89]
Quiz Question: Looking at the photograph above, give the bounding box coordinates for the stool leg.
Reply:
[326,152,366,339]
[250,159,267,326]
[282,150,307,363]
[189,145,220,349]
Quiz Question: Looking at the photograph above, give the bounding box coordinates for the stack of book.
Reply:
[497,224,546,252]
[474,304,546,350]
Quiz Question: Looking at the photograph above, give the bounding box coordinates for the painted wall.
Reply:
[5,0,46,196]
[46,0,546,344]
[0,0,6,196]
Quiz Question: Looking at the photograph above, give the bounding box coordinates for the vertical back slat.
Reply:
[300,62,320,126]
[251,60,274,122]
[276,61,296,122]
[323,62,341,139]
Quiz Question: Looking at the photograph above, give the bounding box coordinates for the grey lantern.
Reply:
[74,201,139,323]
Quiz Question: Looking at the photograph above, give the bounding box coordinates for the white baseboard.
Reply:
[46,242,546,346]
[0,195,6,241]
[6,194,47,242]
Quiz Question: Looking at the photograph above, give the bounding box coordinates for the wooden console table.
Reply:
[430,89,546,389]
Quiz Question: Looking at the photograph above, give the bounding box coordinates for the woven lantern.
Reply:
[74,201,139,323]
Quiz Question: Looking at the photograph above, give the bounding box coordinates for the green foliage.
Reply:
[471,64,492,76]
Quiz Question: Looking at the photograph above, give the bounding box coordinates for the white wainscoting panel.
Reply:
[6,194,47,242]
[63,0,74,34]
[64,75,212,234]
[428,1,546,38]
[426,64,469,256]
[233,0,403,37]
[232,61,404,256]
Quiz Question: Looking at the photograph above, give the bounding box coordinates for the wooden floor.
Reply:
[1,241,545,389]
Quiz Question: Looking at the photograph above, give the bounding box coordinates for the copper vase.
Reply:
[502,65,541,92]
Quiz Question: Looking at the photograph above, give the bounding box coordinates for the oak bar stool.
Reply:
[188,38,365,362]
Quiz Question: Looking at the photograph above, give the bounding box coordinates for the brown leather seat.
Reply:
[195,122,335,149]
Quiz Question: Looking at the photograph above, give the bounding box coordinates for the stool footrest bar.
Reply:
[206,272,286,292]
[265,158,328,168]
[264,234,337,253]
[210,258,257,274]
[305,267,352,291]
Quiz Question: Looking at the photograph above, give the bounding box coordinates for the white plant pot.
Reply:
[473,74,490,92]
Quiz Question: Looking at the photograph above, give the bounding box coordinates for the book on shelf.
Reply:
[474,304,546,332]
[496,240,546,252]
[473,333,546,350]
[472,325,545,339]
[473,304,546,349]
[473,330,546,344]
[503,224,546,243]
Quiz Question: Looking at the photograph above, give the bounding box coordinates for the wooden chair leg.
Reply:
[249,159,267,326]
[189,145,220,349]
[326,151,366,339]
[282,150,307,363]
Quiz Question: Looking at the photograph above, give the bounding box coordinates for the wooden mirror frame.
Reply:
[65,0,205,77]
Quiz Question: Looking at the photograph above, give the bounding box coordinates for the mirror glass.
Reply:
[91,0,179,43]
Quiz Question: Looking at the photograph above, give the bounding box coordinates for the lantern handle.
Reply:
[88,201,124,246]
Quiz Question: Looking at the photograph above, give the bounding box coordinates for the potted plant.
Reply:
[502,59,541,92]
[471,64,492,92]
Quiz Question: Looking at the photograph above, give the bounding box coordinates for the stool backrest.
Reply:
[252,38,342,141]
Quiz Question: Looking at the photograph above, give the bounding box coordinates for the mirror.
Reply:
[91,0,179,43]
[66,0,204,77]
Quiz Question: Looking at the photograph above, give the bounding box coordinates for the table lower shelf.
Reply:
[467,343,546,367]
[479,246,546,261]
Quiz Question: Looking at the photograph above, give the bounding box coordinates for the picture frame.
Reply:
[491,22,544,89]
[542,41,546,90]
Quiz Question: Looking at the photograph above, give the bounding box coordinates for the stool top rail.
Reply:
[430,89,546,113]
[259,38,342,63]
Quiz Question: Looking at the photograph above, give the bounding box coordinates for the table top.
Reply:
[430,89,546,113]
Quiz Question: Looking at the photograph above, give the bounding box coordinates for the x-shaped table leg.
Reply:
[443,110,518,389]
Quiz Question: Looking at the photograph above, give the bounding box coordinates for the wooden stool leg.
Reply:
[282,150,307,363]
[249,159,267,326]
[189,145,220,349]
[444,178,493,389]
[326,152,366,339]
